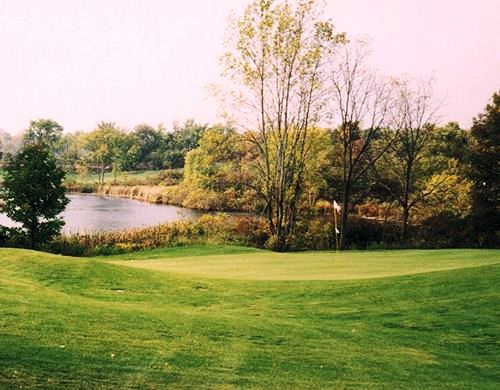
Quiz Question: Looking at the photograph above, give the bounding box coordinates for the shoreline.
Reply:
[65,183,248,213]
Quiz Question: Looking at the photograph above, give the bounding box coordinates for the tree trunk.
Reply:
[402,205,409,241]
[401,155,414,241]
[339,184,350,250]
[100,163,105,184]
[382,202,394,248]
[29,224,37,249]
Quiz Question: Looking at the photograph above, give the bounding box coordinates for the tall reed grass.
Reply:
[47,214,269,256]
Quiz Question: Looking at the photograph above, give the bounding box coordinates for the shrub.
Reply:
[417,211,499,249]
[417,212,466,248]
[234,216,269,247]
[182,188,225,210]
[302,220,335,250]
[342,217,400,250]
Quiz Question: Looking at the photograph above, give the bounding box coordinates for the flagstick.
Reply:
[334,205,339,252]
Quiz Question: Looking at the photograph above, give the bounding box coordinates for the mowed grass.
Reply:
[0,246,499,389]
[108,245,500,280]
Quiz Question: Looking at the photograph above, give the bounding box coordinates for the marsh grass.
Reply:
[64,170,183,199]
[47,214,265,256]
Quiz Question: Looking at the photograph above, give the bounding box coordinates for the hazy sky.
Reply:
[0,0,498,133]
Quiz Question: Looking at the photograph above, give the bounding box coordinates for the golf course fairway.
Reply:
[0,246,498,389]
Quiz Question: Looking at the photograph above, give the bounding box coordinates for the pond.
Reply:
[0,194,202,234]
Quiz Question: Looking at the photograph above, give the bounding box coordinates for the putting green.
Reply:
[1,246,499,388]
[109,248,500,280]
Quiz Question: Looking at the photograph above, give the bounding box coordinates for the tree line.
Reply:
[210,0,498,250]
[1,118,208,180]
[0,0,497,251]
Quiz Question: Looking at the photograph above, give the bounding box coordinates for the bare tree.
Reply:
[218,0,343,250]
[381,78,442,239]
[327,40,394,248]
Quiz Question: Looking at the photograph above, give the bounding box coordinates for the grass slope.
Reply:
[0,246,499,389]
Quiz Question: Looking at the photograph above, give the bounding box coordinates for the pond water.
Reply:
[0,194,202,234]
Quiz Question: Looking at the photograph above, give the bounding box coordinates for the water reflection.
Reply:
[0,194,201,234]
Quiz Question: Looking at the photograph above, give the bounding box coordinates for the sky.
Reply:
[0,0,498,133]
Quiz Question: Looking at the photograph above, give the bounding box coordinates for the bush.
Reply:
[182,188,225,210]
[65,183,97,193]
[341,217,400,250]
[303,220,336,250]
[234,216,269,247]
[417,212,466,248]
[416,211,499,249]
[7,207,495,256]
[465,212,500,248]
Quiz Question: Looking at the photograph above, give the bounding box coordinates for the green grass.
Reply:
[64,169,181,187]
[0,246,499,389]
[108,247,500,280]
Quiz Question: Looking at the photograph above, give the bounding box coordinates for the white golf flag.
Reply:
[333,200,341,213]
[335,227,340,234]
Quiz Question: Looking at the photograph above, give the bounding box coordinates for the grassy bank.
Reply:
[64,170,182,188]
[63,170,250,211]
[63,170,185,205]
[1,246,499,388]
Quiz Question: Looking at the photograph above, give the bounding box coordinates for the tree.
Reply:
[467,91,500,246]
[23,118,63,150]
[302,128,333,208]
[220,0,343,250]
[164,119,207,169]
[57,132,85,173]
[81,122,137,183]
[0,143,69,249]
[379,78,442,239]
[326,40,394,248]
[184,126,248,193]
[81,122,117,183]
[429,122,469,161]
[132,124,165,170]
[0,130,23,168]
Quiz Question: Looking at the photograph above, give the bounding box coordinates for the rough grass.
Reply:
[0,246,499,389]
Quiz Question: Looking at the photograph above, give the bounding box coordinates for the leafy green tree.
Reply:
[82,122,138,183]
[61,132,86,172]
[0,143,69,249]
[373,122,472,224]
[184,126,248,193]
[417,122,472,219]
[132,124,165,170]
[429,122,469,161]
[0,130,22,168]
[467,91,500,245]
[23,118,63,150]
[164,119,207,169]
[81,123,117,183]
[113,132,139,173]
[300,128,334,208]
